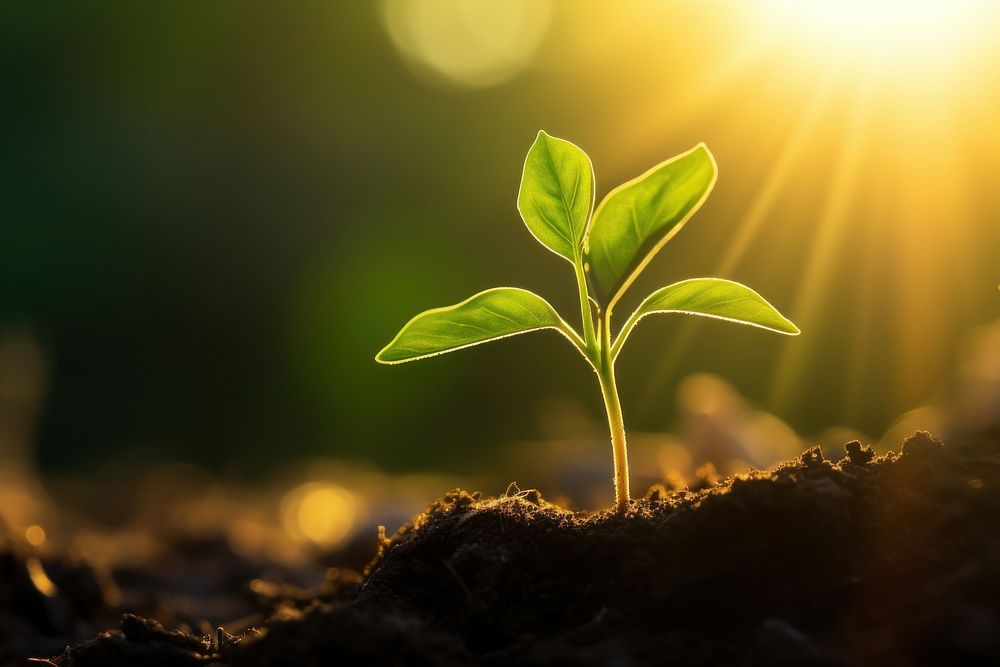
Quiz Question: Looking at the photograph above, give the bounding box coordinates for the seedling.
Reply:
[376,132,799,511]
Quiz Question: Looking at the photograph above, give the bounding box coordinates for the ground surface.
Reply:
[8,430,1000,666]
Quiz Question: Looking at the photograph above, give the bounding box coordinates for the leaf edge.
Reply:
[516,130,596,266]
[587,142,719,308]
[611,277,800,359]
[375,286,588,365]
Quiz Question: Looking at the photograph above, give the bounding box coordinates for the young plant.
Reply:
[376,132,799,511]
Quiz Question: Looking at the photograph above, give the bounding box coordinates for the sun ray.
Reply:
[842,182,883,423]
[613,29,773,168]
[887,75,974,413]
[634,60,843,414]
[716,59,843,276]
[768,66,878,413]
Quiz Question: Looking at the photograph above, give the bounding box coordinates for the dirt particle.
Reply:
[522,489,542,505]
[800,446,825,466]
[645,484,669,501]
[845,440,875,465]
[901,430,945,457]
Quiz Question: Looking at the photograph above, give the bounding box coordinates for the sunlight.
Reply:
[615,0,1000,429]
[361,0,995,436]
[613,30,771,167]
[770,68,876,412]
[636,60,839,413]
[24,524,46,547]
[715,61,841,276]
[281,481,358,548]
[758,0,995,72]
[26,557,58,598]
[379,0,552,88]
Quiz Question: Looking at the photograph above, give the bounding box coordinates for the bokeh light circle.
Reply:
[379,0,552,89]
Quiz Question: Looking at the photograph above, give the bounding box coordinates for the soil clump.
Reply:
[28,431,1000,665]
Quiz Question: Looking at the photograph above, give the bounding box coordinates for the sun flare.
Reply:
[577,0,1000,430]
[758,0,995,68]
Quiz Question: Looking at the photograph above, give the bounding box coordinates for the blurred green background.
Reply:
[2,1,998,478]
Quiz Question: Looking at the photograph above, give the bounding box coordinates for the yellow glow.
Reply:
[26,557,58,598]
[226,518,265,557]
[715,63,841,277]
[758,0,994,69]
[655,440,694,478]
[558,0,998,431]
[280,482,358,548]
[379,0,552,88]
[770,68,876,411]
[24,524,46,547]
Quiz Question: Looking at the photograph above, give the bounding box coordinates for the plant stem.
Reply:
[598,308,630,511]
[573,258,598,358]
[572,257,629,510]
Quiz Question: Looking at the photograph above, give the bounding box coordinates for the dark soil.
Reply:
[22,430,1000,666]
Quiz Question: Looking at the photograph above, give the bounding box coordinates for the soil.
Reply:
[11,429,1000,666]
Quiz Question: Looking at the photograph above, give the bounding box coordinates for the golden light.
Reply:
[280,482,359,549]
[226,517,266,558]
[758,0,994,71]
[576,0,1000,434]
[24,524,46,547]
[369,0,997,436]
[379,0,552,89]
[26,557,58,598]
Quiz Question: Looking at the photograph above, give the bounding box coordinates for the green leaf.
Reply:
[612,278,799,358]
[517,131,595,263]
[585,143,717,306]
[376,287,584,364]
